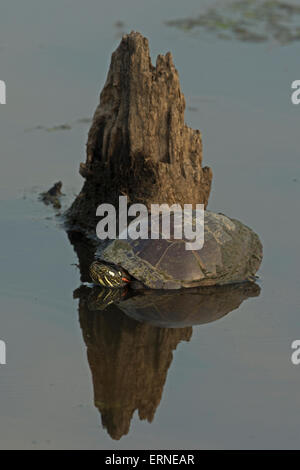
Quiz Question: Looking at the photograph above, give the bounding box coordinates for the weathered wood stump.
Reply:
[66,31,212,233]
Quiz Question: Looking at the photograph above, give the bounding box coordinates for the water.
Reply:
[0,0,300,449]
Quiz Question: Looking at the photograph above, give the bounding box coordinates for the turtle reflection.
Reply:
[86,282,261,328]
[74,281,260,440]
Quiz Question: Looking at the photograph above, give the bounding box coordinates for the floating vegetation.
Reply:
[44,123,72,132]
[26,123,72,132]
[25,118,92,132]
[165,0,300,45]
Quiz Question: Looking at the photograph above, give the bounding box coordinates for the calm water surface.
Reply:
[0,0,300,449]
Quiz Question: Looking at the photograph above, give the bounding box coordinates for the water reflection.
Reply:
[75,286,192,440]
[68,231,261,440]
[82,282,261,328]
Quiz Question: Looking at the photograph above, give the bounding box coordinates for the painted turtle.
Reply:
[89,210,263,290]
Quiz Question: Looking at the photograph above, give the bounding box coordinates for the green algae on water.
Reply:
[165,0,300,45]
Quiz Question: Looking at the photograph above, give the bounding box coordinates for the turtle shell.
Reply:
[99,210,263,289]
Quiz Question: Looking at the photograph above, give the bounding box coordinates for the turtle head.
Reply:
[89,261,131,288]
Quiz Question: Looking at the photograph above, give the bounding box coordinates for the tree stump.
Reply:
[66,31,212,233]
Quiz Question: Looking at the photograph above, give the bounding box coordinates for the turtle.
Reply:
[89,210,263,290]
